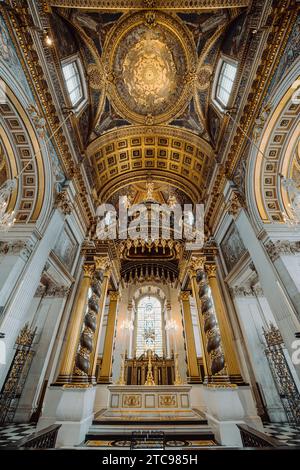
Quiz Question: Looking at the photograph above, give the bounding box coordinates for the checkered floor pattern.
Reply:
[0,423,36,447]
[0,422,300,448]
[263,423,300,447]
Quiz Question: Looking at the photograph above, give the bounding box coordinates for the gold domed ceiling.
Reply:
[47,2,250,207]
[103,11,196,125]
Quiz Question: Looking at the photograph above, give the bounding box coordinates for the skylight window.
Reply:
[62,60,83,107]
[216,60,237,108]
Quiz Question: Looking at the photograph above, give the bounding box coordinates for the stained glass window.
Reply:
[136,296,163,357]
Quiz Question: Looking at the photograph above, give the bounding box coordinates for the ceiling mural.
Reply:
[37,2,256,212]
[103,11,197,125]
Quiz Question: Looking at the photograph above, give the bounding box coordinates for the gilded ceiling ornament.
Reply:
[197,65,213,91]
[103,11,197,125]
[87,64,104,90]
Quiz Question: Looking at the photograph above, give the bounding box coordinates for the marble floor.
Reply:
[263,423,300,447]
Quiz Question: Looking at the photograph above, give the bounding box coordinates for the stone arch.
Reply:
[247,59,300,228]
[0,81,59,231]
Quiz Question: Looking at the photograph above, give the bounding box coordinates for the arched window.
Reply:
[61,56,87,112]
[214,58,238,109]
[136,296,163,357]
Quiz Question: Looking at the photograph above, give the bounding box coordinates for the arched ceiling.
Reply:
[47,1,250,204]
[87,126,214,203]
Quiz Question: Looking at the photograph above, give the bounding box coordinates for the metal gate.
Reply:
[263,323,300,424]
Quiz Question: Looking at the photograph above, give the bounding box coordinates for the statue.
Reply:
[282,177,300,224]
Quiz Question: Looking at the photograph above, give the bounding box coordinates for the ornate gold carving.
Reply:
[197,65,213,91]
[263,323,284,347]
[109,291,119,301]
[55,190,72,215]
[205,264,217,278]
[16,323,36,346]
[88,125,212,203]
[123,395,141,407]
[180,291,190,301]
[87,64,104,90]
[95,256,110,272]
[226,191,245,217]
[159,395,176,407]
[103,11,197,125]
[189,256,206,274]
[63,383,93,389]
[83,264,95,278]
[46,1,250,9]
[144,349,155,386]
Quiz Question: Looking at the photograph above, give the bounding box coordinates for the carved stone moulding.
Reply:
[103,11,197,125]
[47,0,249,10]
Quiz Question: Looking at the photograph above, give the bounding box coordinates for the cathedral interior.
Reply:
[0,0,300,452]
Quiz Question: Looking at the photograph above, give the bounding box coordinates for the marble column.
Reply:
[180,291,200,383]
[206,264,244,384]
[0,208,65,389]
[234,208,300,378]
[98,292,119,383]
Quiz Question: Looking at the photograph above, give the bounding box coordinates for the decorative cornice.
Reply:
[35,284,70,297]
[265,240,300,262]
[55,189,73,215]
[226,190,246,218]
[0,240,34,261]
[46,0,249,10]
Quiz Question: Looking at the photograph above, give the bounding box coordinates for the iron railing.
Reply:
[237,424,287,448]
[6,424,61,449]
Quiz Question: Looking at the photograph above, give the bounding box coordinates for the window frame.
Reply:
[212,56,238,112]
[135,294,164,357]
[61,55,88,114]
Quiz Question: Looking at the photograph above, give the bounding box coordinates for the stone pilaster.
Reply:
[180,291,201,383]
[98,291,119,383]
[205,264,244,384]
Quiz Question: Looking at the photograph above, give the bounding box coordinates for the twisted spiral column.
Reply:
[190,257,228,383]
[74,257,110,383]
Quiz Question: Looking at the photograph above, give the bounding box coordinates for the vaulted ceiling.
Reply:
[46,0,250,205]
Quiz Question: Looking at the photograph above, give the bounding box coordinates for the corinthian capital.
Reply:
[95,255,110,273]
[83,263,95,278]
[189,256,206,274]
[205,264,217,278]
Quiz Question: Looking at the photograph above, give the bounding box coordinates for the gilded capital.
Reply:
[83,263,95,278]
[189,256,206,274]
[109,291,119,301]
[205,264,217,278]
[180,291,190,301]
[226,191,245,218]
[95,256,110,273]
